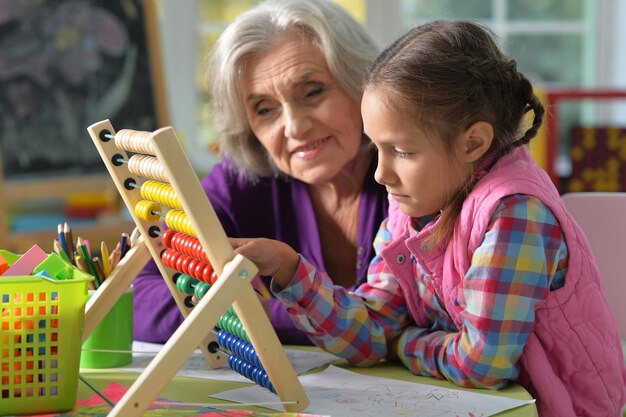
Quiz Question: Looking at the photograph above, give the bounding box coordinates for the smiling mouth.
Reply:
[291,137,329,155]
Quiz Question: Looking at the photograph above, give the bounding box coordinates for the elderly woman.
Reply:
[133,0,388,345]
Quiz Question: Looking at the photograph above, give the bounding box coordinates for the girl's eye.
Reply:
[393,149,412,158]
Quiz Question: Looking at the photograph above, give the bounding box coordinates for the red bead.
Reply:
[176,234,190,256]
[184,236,196,257]
[194,261,205,279]
[162,229,176,248]
[188,240,198,258]
[186,258,199,277]
[210,270,219,284]
[171,233,183,251]
[202,264,214,283]
[176,253,191,273]
[161,249,177,268]
[196,242,209,262]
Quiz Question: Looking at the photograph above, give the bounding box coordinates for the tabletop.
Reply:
[77,350,538,417]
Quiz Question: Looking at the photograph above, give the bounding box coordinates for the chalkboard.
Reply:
[0,0,161,179]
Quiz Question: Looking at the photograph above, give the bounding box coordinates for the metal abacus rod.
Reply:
[87,120,309,416]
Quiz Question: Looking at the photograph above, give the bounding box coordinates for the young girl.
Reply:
[232,20,626,416]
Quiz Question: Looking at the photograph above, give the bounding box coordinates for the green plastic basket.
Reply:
[1,273,91,415]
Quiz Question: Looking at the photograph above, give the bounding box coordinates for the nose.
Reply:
[284,106,313,139]
[374,156,393,186]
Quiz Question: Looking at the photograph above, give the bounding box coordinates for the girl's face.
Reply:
[362,88,472,218]
[241,31,363,185]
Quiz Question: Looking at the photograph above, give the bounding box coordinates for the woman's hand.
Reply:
[230,238,300,290]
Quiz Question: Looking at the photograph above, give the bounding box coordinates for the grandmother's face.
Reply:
[241,31,363,184]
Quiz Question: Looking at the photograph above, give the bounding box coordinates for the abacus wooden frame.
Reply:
[86,119,309,416]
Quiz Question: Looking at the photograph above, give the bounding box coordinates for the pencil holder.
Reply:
[0,273,91,415]
[80,287,133,369]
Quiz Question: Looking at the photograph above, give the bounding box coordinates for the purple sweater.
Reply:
[132,156,388,345]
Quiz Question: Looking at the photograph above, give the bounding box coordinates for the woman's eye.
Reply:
[253,103,274,117]
[305,86,324,98]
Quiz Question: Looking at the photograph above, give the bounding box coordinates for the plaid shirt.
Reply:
[274,194,568,388]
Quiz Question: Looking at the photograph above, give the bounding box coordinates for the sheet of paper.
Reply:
[26,381,329,417]
[212,365,535,417]
[122,342,338,383]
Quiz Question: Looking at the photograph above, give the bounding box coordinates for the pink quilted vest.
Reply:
[382,147,626,416]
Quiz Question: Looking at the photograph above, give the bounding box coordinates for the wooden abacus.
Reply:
[86,120,309,416]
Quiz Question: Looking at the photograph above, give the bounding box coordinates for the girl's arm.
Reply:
[234,220,410,364]
[396,195,567,389]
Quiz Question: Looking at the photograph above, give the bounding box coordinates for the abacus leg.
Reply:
[106,254,257,417]
[232,287,310,412]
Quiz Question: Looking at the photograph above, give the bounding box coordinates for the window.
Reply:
[156,0,624,180]
[367,0,626,183]
[369,0,597,87]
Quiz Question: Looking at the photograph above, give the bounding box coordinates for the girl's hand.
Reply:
[229,238,300,290]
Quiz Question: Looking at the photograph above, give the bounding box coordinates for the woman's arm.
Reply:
[132,258,183,342]
[133,160,315,344]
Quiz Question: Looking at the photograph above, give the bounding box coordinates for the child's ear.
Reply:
[460,121,493,163]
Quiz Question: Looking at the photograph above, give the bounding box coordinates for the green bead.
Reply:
[175,274,198,294]
[194,282,211,300]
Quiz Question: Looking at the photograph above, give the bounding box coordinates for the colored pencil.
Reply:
[100,241,111,277]
[53,239,70,263]
[57,224,69,258]
[74,254,88,273]
[84,239,92,257]
[130,227,141,247]
[92,257,106,285]
[77,237,100,287]
[63,222,75,262]
[109,242,122,270]
[119,233,129,258]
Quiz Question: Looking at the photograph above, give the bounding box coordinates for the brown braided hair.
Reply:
[364,20,544,246]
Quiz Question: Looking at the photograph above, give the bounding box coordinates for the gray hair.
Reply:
[206,0,379,178]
